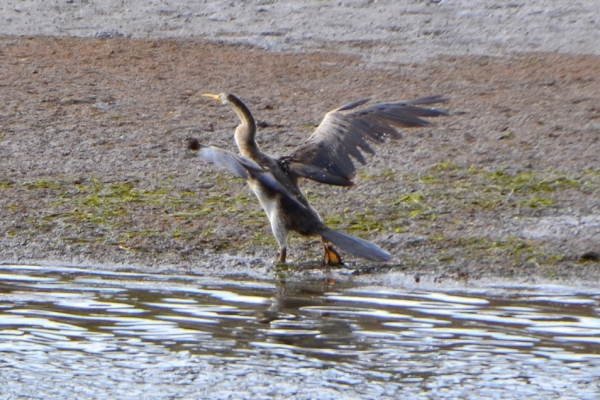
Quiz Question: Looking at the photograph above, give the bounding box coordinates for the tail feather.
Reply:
[320,228,391,262]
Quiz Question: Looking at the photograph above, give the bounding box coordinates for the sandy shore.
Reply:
[0,1,599,285]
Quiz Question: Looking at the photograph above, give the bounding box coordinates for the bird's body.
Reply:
[189,92,448,264]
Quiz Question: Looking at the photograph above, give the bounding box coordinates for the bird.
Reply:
[188,92,448,265]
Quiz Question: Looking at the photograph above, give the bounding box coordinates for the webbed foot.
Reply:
[322,242,343,266]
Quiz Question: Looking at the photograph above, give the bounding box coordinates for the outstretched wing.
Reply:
[282,95,449,186]
[188,139,307,209]
[197,145,263,180]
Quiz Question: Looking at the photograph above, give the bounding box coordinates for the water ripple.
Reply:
[0,264,598,399]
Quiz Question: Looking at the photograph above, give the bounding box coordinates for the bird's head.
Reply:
[202,93,254,130]
[202,92,230,105]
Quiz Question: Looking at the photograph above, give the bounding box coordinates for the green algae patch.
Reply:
[1,164,597,273]
[1,173,265,252]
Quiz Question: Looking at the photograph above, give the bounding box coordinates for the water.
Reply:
[0,264,599,399]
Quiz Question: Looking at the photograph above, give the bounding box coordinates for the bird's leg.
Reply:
[278,247,287,264]
[322,239,343,266]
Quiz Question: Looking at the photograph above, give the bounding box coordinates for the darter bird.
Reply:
[188,93,448,265]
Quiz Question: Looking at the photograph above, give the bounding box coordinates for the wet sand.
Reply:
[0,1,599,285]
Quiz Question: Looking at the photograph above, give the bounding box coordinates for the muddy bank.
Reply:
[0,36,598,285]
[0,1,599,284]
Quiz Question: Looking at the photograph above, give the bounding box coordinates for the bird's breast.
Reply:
[248,179,280,221]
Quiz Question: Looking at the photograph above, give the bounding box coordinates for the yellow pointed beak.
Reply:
[202,93,221,102]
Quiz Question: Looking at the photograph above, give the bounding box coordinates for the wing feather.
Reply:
[283,95,448,186]
[199,146,263,179]
[196,144,307,209]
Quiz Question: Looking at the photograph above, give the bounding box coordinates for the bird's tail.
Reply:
[319,227,391,262]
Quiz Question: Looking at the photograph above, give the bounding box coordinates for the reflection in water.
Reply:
[0,264,599,399]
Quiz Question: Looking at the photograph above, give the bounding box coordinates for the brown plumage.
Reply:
[188,93,448,265]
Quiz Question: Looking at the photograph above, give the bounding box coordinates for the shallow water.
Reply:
[0,264,599,399]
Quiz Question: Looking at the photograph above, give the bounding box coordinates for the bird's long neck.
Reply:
[226,94,262,161]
